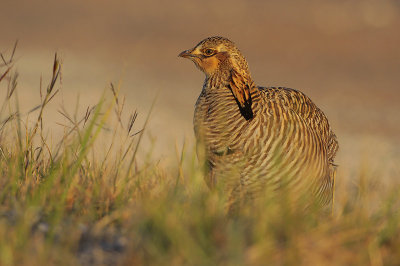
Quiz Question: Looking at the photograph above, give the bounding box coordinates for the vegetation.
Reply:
[0,47,399,266]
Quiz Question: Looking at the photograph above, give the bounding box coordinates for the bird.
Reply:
[179,36,338,212]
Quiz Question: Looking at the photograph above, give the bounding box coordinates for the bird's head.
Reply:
[179,36,255,120]
[179,36,250,79]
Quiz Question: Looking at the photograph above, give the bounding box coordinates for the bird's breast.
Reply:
[194,87,252,152]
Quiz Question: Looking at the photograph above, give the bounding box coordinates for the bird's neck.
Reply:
[203,68,254,91]
[204,70,229,91]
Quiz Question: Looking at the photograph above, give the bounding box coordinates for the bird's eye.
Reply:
[203,49,215,56]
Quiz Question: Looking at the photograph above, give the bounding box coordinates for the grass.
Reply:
[0,47,399,266]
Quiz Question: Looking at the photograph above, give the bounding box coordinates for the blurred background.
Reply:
[1,0,399,180]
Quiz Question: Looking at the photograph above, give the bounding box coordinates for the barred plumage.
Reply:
[179,36,338,211]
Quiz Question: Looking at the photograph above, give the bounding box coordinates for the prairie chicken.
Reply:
[179,36,338,211]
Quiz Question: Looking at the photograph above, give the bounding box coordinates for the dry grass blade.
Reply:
[54,104,98,149]
[0,41,18,67]
[110,83,119,105]
[29,53,61,141]
[0,112,18,130]
[0,54,7,66]
[55,122,72,129]
[110,83,126,128]
[84,105,96,126]
[130,129,143,137]
[48,63,60,93]
[58,107,76,125]
[125,93,158,178]
[45,89,59,105]
[27,104,43,114]
[8,72,18,99]
[127,110,138,135]
[174,140,186,190]
[9,40,18,64]
[40,75,43,100]
[0,67,11,83]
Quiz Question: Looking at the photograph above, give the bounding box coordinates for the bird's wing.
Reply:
[276,88,338,163]
[238,96,324,193]
[231,87,339,204]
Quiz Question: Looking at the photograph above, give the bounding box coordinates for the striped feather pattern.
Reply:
[181,36,338,211]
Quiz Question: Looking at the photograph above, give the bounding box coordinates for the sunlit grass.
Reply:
[0,47,399,266]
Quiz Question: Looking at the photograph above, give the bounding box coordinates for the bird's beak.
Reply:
[178,48,195,59]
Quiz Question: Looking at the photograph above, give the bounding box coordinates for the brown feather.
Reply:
[229,69,253,120]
